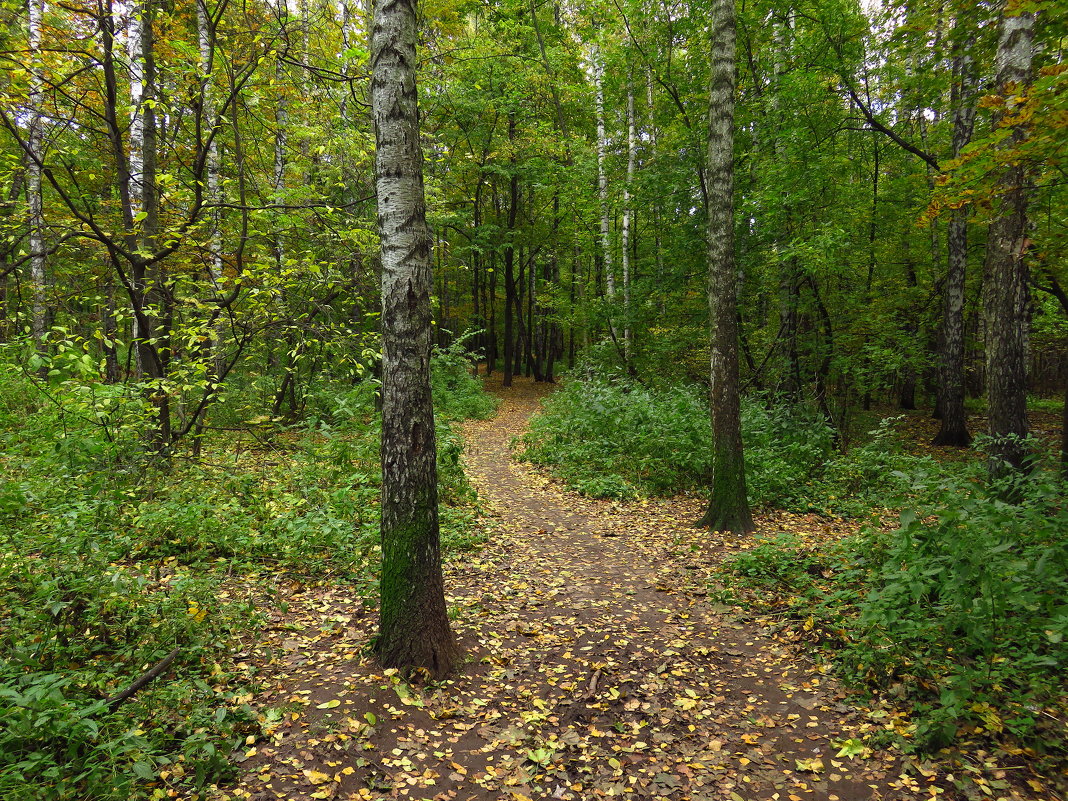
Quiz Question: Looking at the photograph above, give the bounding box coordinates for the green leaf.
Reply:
[132,761,155,780]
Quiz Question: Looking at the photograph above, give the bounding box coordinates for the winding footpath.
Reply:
[215,375,952,801]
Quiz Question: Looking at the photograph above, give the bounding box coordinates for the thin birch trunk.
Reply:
[933,23,978,447]
[27,0,47,349]
[621,74,635,356]
[697,0,753,534]
[198,0,226,378]
[593,47,617,342]
[645,67,663,290]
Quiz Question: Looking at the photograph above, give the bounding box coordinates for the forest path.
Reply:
[219,375,934,801]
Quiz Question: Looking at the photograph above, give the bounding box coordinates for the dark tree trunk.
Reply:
[934,22,977,447]
[487,250,497,374]
[502,119,518,387]
[899,374,916,410]
[697,0,753,534]
[371,0,456,677]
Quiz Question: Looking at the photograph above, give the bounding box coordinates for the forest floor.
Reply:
[211,375,1045,801]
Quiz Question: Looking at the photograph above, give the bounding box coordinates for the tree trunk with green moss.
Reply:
[697,0,754,534]
[371,0,457,677]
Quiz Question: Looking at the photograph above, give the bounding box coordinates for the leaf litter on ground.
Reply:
[203,375,1059,801]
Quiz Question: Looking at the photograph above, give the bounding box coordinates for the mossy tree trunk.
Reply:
[697,0,754,535]
[371,0,457,678]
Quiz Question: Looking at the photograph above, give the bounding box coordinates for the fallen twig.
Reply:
[104,646,181,714]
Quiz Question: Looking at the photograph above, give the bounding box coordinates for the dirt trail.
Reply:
[218,375,936,801]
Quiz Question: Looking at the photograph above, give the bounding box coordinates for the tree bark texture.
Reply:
[697,0,754,534]
[933,23,977,447]
[27,0,47,348]
[371,0,456,677]
[984,6,1035,479]
[593,48,617,343]
[621,75,635,356]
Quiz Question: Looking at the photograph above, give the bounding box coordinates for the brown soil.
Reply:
[211,375,1004,801]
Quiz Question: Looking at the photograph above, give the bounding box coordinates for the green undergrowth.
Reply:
[518,374,949,512]
[719,465,1068,780]
[0,345,495,800]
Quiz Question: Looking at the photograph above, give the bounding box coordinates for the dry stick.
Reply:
[587,668,602,699]
[104,646,181,714]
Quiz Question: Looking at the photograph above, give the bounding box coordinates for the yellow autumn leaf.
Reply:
[304,768,332,785]
[316,699,341,709]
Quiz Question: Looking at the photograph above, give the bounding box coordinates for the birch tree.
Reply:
[621,73,635,356]
[984,3,1036,480]
[697,0,753,534]
[371,0,457,676]
[27,0,47,348]
[593,45,617,343]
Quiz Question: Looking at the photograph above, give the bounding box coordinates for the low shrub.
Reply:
[719,462,1068,769]
[0,347,497,797]
[519,375,835,505]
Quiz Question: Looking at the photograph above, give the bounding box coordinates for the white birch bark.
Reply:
[128,4,145,223]
[371,0,456,676]
[646,67,663,285]
[198,0,226,376]
[273,53,287,269]
[593,46,617,342]
[27,0,47,346]
[984,4,1036,478]
[127,0,147,372]
[621,75,635,355]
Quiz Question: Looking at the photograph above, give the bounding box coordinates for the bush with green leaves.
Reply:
[722,532,829,595]
[0,346,497,797]
[430,335,499,422]
[720,462,1068,767]
[519,378,712,498]
[519,375,834,505]
[0,502,257,800]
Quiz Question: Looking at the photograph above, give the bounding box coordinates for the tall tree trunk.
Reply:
[933,23,977,446]
[503,118,519,387]
[198,0,226,379]
[371,0,456,677]
[127,0,171,446]
[645,67,664,299]
[697,0,753,534]
[621,74,635,357]
[593,47,617,342]
[984,5,1035,481]
[771,11,800,400]
[487,248,497,374]
[27,0,47,352]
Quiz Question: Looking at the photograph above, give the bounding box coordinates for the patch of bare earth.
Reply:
[210,374,980,801]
